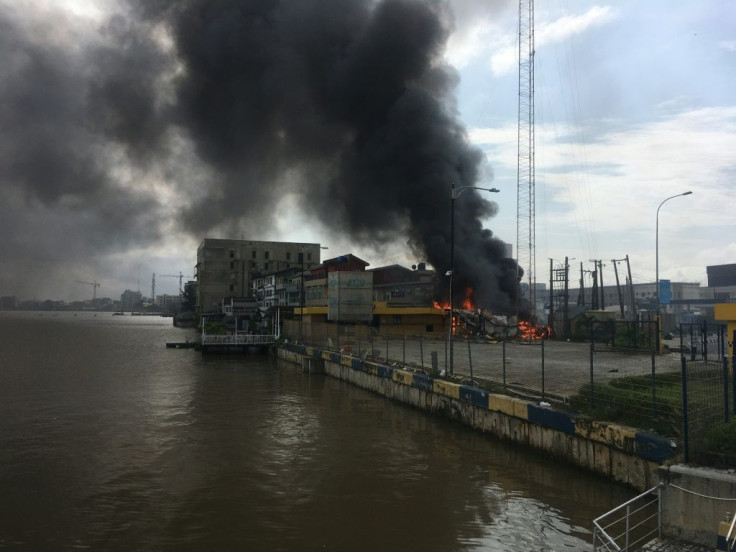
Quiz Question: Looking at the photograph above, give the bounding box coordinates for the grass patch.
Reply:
[567,373,683,438]
[697,420,736,468]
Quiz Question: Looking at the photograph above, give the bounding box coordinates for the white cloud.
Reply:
[719,40,736,51]
[468,105,736,283]
[486,5,618,76]
[536,6,617,45]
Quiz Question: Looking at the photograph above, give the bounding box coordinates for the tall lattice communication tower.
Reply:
[516,0,536,319]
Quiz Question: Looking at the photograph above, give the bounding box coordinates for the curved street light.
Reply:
[448,184,500,376]
[655,191,692,320]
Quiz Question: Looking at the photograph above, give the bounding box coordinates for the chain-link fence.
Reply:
[681,356,732,463]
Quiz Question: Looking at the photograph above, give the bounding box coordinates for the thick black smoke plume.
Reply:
[0,0,520,311]
[136,0,521,312]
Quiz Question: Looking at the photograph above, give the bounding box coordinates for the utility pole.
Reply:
[612,258,626,319]
[590,260,605,309]
[590,263,599,310]
[563,256,570,336]
[625,255,635,318]
[548,258,554,329]
[578,262,585,307]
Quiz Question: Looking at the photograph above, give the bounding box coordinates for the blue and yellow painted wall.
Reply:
[278,342,677,491]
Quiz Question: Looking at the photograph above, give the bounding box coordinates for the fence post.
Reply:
[702,320,708,360]
[467,339,473,385]
[610,319,615,349]
[420,337,424,369]
[651,350,657,419]
[590,341,595,407]
[502,338,507,391]
[724,356,730,424]
[681,355,690,464]
[541,338,545,401]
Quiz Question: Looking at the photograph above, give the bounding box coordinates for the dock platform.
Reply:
[166,341,199,349]
[200,334,276,353]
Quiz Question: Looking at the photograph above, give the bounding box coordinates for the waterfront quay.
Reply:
[277,339,736,550]
[278,341,675,490]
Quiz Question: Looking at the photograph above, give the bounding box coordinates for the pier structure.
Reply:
[199,308,280,353]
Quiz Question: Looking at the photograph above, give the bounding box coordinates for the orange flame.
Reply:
[462,287,474,310]
[518,320,551,340]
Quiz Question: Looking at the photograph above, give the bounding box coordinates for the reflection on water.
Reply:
[0,312,633,550]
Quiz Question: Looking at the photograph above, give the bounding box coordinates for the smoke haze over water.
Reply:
[0,0,520,311]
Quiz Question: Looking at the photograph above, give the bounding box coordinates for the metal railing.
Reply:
[201,334,276,346]
[725,511,736,551]
[593,484,662,551]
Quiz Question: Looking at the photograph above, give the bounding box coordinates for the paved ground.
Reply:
[327,336,683,398]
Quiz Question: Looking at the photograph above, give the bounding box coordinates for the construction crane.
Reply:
[76,280,100,302]
[516,0,536,320]
[158,272,191,294]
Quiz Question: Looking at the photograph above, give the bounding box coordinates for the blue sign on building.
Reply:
[659,279,671,304]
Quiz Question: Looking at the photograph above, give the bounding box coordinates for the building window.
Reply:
[252,250,256,259]
[229,250,234,258]
[230,261,235,269]
[264,262,269,271]
[393,316,401,325]
[229,284,234,292]
[265,251,270,260]
[307,252,312,261]
[426,324,434,332]
[286,252,291,261]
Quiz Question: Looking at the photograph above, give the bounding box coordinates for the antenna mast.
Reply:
[516,0,536,320]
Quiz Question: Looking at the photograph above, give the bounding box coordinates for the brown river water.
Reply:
[0,311,634,551]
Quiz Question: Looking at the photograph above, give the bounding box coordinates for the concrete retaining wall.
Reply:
[277,344,678,491]
[659,465,736,547]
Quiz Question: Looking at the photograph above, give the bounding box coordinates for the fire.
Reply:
[462,287,474,310]
[518,320,551,340]
[433,287,475,311]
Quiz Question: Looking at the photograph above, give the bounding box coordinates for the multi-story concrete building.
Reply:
[120,289,143,311]
[155,294,182,313]
[195,239,324,314]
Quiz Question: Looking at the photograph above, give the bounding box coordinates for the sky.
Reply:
[0,0,734,303]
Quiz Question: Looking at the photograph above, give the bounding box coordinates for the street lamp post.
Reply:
[448,183,500,375]
[655,191,692,317]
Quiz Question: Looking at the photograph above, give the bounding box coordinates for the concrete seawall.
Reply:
[277,343,677,492]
